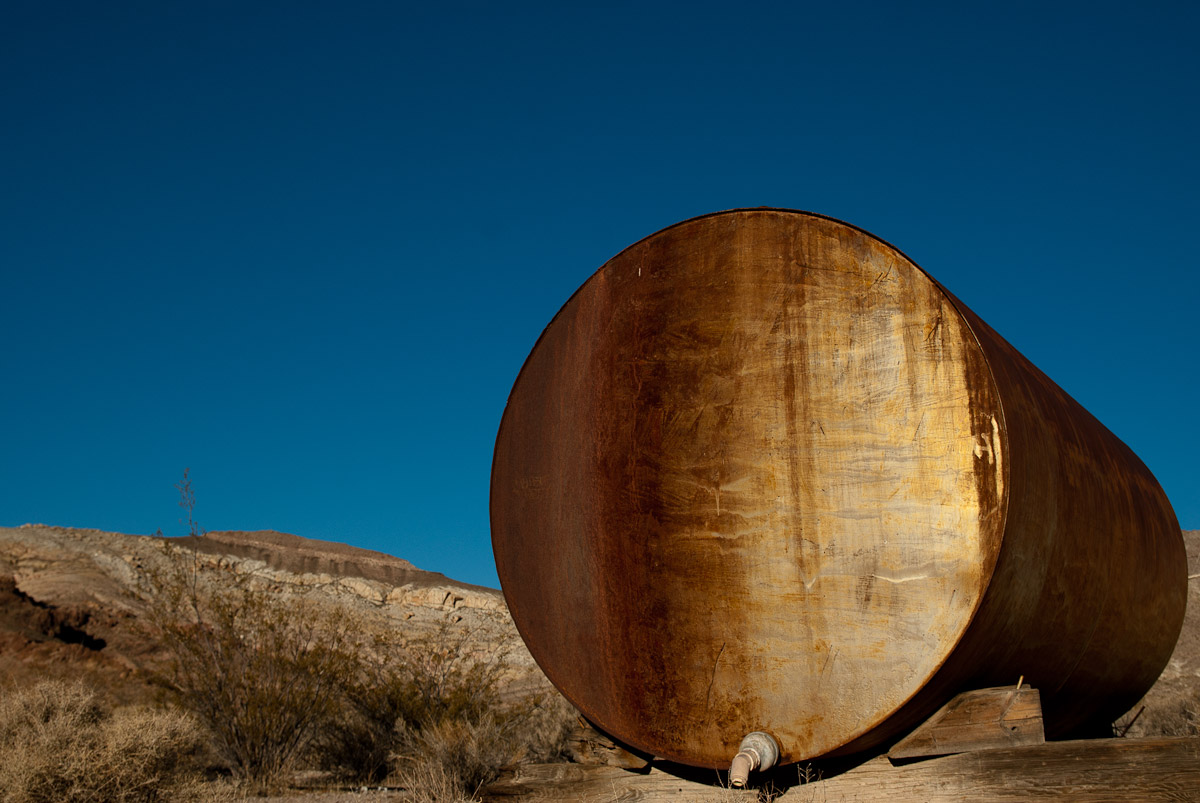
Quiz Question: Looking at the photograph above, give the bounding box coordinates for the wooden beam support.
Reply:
[565,717,653,770]
[783,737,1200,801]
[482,764,755,802]
[888,685,1044,760]
[483,738,1200,802]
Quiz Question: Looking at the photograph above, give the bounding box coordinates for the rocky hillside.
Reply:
[180,529,499,598]
[0,523,545,707]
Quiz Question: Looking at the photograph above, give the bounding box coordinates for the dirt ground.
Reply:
[250,791,407,803]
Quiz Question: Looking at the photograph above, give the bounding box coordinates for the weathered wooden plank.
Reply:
[785,738,1200,802]
[566,717,653,769]
[485,739,1200,802]
[482,764,755,802]
[889,686,1044,759]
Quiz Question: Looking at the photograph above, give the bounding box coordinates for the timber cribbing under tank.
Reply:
[489,208,1187,769]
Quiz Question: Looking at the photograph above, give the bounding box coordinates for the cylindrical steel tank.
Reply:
[490,209,1186,768]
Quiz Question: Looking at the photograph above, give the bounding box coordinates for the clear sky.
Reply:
[3,2,1196,588]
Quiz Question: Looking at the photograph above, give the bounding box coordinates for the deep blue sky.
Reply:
[3,2,1196,588]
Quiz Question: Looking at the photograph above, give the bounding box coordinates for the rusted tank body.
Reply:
[490,209,1186,769]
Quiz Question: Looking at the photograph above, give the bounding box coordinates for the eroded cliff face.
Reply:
[0,524,548,705]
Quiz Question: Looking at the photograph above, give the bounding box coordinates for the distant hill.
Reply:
[178,528,497,595]
[0,523,543,706]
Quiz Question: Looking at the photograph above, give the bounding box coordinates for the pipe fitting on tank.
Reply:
[728,731,779,788]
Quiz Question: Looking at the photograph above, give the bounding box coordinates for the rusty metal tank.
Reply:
[490,209,1187,769]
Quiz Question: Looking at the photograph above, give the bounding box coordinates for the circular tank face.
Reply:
[491,210,1008,767]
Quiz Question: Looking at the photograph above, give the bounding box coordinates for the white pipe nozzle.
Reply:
[728,731,779,788]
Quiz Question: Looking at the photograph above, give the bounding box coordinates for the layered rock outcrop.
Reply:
[0,524,544,704]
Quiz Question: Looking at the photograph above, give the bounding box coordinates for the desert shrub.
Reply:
[142,553,358,790]
[316,619,510,784]
[502,691,576,765]
[395,622,509,728]
[385,666,576,800]
[389,694,574,802]
[139,472,358,790]
[0,680,207,803]
[392,715,513,803]
[142,471,575,795]
[319,617,577,790]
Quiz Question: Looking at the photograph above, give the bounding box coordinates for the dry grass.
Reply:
[0,680,210,803]
[392,716,509,802]
[384,667,576,801]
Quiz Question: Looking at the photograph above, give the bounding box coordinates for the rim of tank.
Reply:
[489,207,1014,765]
